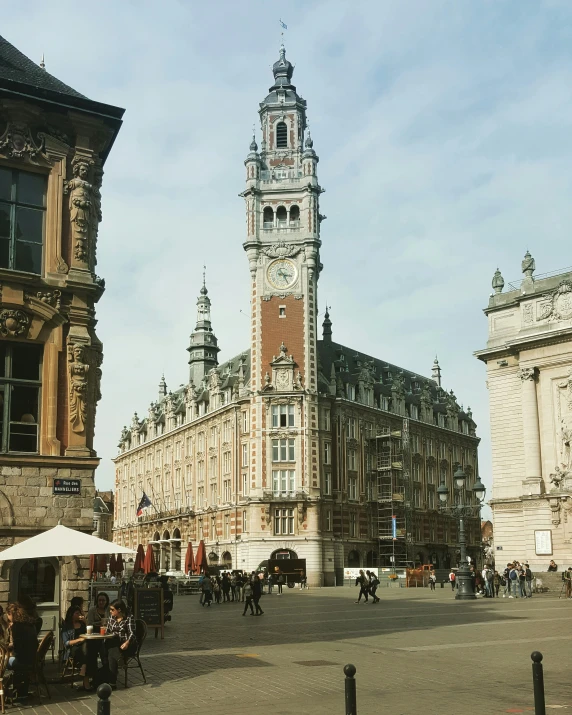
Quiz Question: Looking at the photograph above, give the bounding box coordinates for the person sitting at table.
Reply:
[62,605,91,690]
[18,594,42,634]
[5,602,39,702]
[105,599,137,688]
[87,593,110,629]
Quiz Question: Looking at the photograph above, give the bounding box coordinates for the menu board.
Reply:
[134,588,164,639]
[535,530,553,556]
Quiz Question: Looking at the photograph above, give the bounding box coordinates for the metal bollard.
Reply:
[531,652,546,715]
[344,664,357,715]
[97,683,112,715]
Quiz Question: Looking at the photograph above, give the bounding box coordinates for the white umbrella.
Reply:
[0,524,135,561]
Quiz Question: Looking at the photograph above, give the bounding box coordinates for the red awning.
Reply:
[144,544,157,574]
[184,542,195,575]
[134,544,145,573]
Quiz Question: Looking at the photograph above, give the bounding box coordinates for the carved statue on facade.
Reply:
[560,416,572,470]
[65,158,96,264]
[521,250,535,279]
[68,344,89,433]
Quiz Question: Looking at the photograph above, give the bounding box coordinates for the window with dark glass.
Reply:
[0,343,42,453]
[0,167,47,274]
[18,559,56,603]
[276,122,288,148]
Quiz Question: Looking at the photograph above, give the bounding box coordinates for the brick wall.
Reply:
[260,296,305,384]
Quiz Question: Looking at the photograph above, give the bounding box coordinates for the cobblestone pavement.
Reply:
[11,586,572,714]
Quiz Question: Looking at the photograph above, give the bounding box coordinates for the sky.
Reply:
[4,0,572,513]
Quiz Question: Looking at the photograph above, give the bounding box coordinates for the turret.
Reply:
[431,356,442,387]
[187,274,220,386]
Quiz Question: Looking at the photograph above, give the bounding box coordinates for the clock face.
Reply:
[267,259,297,289]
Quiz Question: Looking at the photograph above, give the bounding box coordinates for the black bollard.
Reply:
[344,664,357,715]
[97,683,112,715]
[531,652,546,715]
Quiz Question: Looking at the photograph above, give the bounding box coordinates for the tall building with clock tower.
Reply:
[113,45,481,587]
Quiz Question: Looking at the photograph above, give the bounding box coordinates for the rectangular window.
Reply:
[185,464,192,486]
[323,408,331,431]
[197,460,205,481]
[211,517,216,540]
[272,469,295,495]
[324,471,331,495]
[427,464,435,484]
[412,462,421,482]
[224,513,230,539]
[347,448,357,471]
[271,404,295,428]
[381,396,389,411]
[210,426,217,446]
[174,468,181,490]
[411,434,420,453]
[242,473,248,496]
[428,490,435,510]
[198,432,205,451]
[413,487,421,508]
[324,442,331,464]
[347,385,355,401]
[0,343,42,453]
[198,487,204,508]
[410,404,419,420]
[274,508,294,535]
[175,441,181,460]
[242,411,249,434]
[0,167,47,274]
[223,420,231,442]
[346,417,356,438]
[186,435,192,456]
[242,510,247,532]
[349,512,357,537]
[427,439,434,456]
[209,455,217,478]
[223,479,231,502]
[241,443,248,467]
[325,510,332,531]
[272,438,295,462]
[210,483,217,505]
[348,476,357,501]
[223,451,231,473]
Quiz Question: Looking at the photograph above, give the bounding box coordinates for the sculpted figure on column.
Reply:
[68,343,89,433]
[65,158,96,264]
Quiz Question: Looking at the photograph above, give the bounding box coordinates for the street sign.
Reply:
[53,479,81,495]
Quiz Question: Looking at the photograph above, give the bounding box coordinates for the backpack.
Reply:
[509,569,518,581]
[486,570,494,582]
[450,572,455,581]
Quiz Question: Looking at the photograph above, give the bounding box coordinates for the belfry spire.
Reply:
[187,274,220,386]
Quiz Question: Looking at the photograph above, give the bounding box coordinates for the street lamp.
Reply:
[438,465,487,601]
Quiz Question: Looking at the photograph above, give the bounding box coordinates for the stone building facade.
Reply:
[0,35,123,623]
[113,46,481,586]
[476,254,572,570]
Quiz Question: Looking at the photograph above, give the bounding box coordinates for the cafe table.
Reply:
[79,633,115,641]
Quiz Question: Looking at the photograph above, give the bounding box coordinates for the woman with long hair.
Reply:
[62,604,90,690]
[104,600,137,688]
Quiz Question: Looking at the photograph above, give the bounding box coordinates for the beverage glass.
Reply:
[100,626,106,635]
[86,625,93,635]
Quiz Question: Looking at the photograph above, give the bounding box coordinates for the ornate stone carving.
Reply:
[260,241,301,259]
[24,289,62,310]
[0,309,30,337]
[0,122,44,160]
[522,303,534,324]
[534,280,572,323]
[65,157,99,264]
[517,367,536,381]
[262,292,303,300]
[68,343,89,434]
[492,268,504,294]
[521,250,535,278]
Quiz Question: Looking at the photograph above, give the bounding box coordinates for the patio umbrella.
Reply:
[194,539,208,574]
[184,542,195,575]
[116,553,124,573]
[133,544,145,573]
[109,554,117,574]
[143,544,157,574]
[0,524,135,561]
[96,553,108,574]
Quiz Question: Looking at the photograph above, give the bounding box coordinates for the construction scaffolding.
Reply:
[367,419,414,568]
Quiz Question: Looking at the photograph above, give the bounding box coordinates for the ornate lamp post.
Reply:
[437,466,486,600]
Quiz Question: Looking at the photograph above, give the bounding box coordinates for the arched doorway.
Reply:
[208,551,219,567]
[171,529,182,572]
[162,531,171,571]
[347,550,360,567]
[221,551,232,569]
[270,548,298,560]
[11,557,59,634]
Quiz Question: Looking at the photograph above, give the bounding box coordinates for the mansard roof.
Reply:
[317,340,475,428]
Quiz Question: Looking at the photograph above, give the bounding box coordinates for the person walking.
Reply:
[525,564,533,598]
[508,563,519,598]
[242,581,254,616]
[370,572,380,603]
[429,570,437,591]
[230,573,237,602]
[518,566,527,598]
[221,574,231,603]
[252,577,264,616]
[201,574,213,607]
[493,570,501,598]
[355,570,369,603]
[277,572,285,595]
[448,570,456,591]
[502,563,512,597]
[213,577,222,604]
[267,573,273,595]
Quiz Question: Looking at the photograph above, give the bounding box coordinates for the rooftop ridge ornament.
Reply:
[39,53,45,70]
[492,267,504,294]
[522,250,535,279]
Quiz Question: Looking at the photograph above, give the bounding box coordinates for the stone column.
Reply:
[159,546,165,573]
[518,367,543,494]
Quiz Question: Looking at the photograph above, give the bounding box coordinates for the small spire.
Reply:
[201,265,208,295]
[249,133,258,152]
[322,305,332,342]
[492,267,504,294]
[431,356,442,387]
[159,373,167,398]
[39,53,45,70]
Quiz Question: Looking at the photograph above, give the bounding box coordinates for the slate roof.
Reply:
[0,35,85,98]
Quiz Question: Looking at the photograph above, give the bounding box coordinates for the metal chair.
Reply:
[29,631,53,702]
[121,619,147,688]
[0,643,11,714]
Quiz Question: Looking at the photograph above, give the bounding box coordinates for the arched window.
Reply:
[276,206,287,226]
[347,550,360,567]
[263,206,274,228]
[276,122,287,148]
[289,205,300,223]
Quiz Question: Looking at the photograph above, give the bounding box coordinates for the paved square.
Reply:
[13,586,572,714]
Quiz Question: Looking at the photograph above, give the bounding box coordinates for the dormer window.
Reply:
[276,122,288,148]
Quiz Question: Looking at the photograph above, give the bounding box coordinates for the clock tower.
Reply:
[242,44,324,576]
